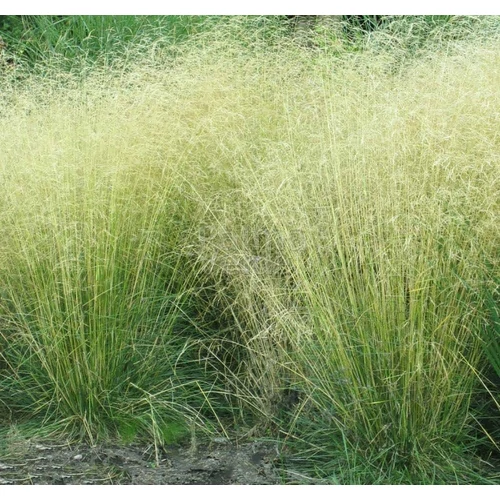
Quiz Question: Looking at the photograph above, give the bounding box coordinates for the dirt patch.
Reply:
[0,436,282,485]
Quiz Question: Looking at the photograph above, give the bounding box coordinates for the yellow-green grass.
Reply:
[0,67,222,443]
[0,18,499,481]
[181,30,500,481]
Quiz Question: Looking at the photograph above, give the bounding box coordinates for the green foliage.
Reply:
[0,15,25,41]
[2,15,215,68]
[482,274,500,379]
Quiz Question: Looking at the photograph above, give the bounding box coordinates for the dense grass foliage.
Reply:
[0,67,227,444]
[1,16,500,483]
[0,15,215,69]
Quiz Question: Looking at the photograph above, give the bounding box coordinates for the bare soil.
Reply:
[0,437,282,485]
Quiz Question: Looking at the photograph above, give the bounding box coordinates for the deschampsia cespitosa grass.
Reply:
[0,15,499,483]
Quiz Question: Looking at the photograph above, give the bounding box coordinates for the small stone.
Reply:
[35,444,51,451]
[73,454,83,461]
[211,437,230,444]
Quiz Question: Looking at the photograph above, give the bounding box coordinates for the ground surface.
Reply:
[0,436,282,485]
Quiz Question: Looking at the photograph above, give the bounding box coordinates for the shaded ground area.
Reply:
[0,436,282,485]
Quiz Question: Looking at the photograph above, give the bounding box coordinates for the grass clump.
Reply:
[0,67,221,443]
[176,20,500,482]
